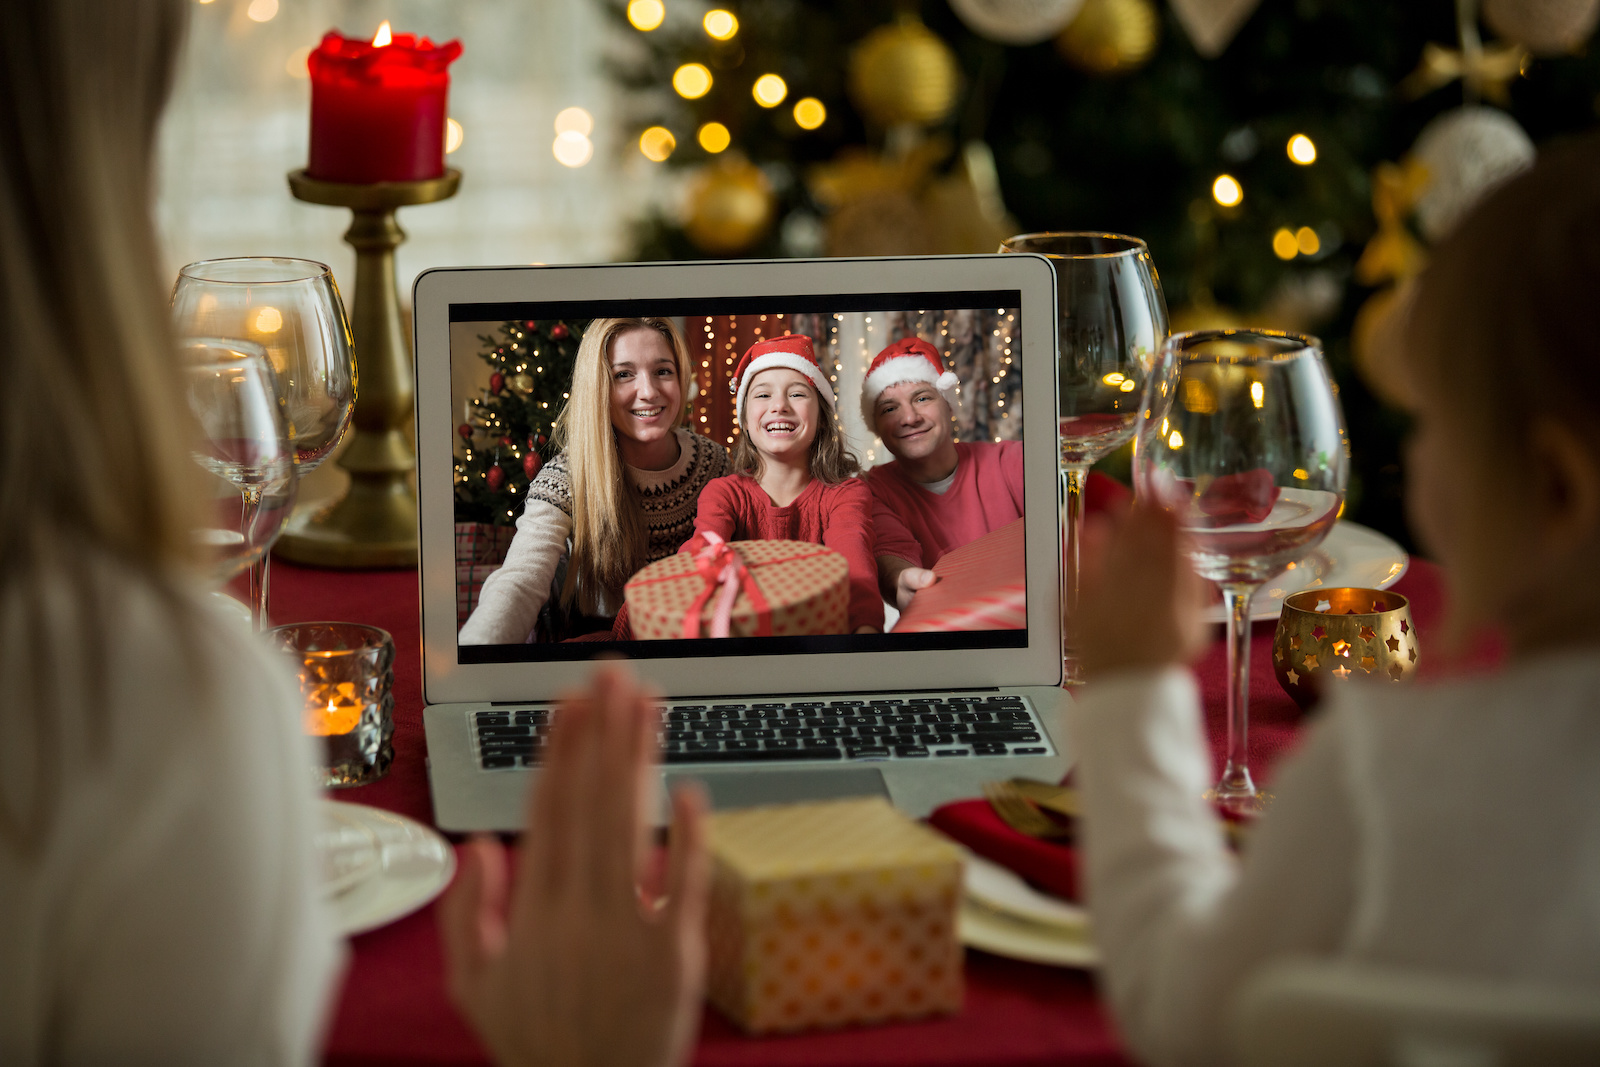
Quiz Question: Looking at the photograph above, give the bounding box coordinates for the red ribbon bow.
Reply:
[683,533,773,639]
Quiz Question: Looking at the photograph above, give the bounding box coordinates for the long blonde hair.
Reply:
[553,317,691,604]
[0,0,199,854]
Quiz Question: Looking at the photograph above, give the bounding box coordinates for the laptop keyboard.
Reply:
[472,695,1053,770]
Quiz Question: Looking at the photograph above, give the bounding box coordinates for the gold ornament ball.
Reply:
[508,373,535,396]
[849,17,962,127]
[1056,0,1160,76]
[684,157,776,254]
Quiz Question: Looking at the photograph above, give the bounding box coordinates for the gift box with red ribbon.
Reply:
[892,518,1026,633]
[624,536,850,640]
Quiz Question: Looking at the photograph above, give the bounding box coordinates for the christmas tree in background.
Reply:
[454,318,585,525]
[603,0,1600,547]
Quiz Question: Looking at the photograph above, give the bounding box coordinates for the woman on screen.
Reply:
[460,318,730,643]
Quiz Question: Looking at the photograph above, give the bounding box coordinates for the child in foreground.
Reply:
[1069,137,1600,1067]
[682,335,884,633]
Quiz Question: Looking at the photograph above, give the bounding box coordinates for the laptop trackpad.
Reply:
[665,767,889,810]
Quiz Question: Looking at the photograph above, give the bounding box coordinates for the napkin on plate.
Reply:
[927,798,1080,902]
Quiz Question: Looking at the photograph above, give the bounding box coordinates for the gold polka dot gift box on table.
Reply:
[705,797,965,1034]
[624,538,849,639]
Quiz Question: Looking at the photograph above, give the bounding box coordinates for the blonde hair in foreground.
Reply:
[554,318,692,604]
[0,0,198,854]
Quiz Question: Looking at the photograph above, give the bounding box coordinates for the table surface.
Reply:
[270,550,1457,1067]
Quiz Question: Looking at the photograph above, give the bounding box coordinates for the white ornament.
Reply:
[1483,0,1600,55]
[948,0,1085,45]
[1410,106,1535,241]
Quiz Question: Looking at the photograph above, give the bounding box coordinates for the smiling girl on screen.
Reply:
[459,318,730,644]
[680,335,884,634]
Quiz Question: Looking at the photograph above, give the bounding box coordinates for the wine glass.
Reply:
[172,258,356,622]
[182,338,298,628]
[1134,330,1348,813]
[1000,232,1168,684]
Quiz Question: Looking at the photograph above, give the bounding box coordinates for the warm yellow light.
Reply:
[445,118,464,154]
[793,97,826,130]
[1120,378,1137,392]
[703,9,739,39]
[673,63,713,100]
[639,126,676,162]
[1102,371,1126,386]
[752,73,788,108]
[371,19,392,45]
[247,0,278,22]
[1168,429,1185,449]
[253,306,283,333]
[1296,226,1321,256]
[627,0,665,31]
[1288,133,1317,165]
[1293,468,1309,480]
[1250,380,1264,408]
[1212,173,1243,207]
[286,45,311,77]
[552,131,594,168]
[1272,228,1299,260]
[554,106,594,136]
[697,121,731,153]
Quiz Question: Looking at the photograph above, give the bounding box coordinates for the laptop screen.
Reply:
[446,289,1030,666]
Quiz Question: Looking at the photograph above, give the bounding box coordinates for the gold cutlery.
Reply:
[982,780,1074,842]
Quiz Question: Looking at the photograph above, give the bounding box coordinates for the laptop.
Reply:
[414,254,1070,832]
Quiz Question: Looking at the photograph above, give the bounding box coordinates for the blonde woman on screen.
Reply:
[459,317,730,643]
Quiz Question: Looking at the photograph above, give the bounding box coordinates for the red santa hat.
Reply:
[860,337,960,424]
[730,334,836,423]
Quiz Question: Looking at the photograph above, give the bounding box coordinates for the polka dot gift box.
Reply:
[624,538,849,639]
[705,797,965,1034]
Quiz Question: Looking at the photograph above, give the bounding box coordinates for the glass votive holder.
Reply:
[1272,588,1419,710]
[269,622,395,787]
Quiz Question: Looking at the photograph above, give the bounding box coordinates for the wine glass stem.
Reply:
[1218,583,1259,802]
[241,485,269,631]
[1060,464,1089,682]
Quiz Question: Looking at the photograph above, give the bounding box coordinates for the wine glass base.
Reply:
[1204,787,1273,817]
[1062,653,1087,688]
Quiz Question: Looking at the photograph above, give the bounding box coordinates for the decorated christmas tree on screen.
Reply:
[454,318,584,525]
[603,0,1600,545]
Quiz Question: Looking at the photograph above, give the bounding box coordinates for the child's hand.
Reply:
[1076,503,1209,678]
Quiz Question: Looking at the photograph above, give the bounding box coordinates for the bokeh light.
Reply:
[793,97,826,130]
[286,45,311,77]
[752,73,788,108]
[698,122,731,153]
[445,118,464,154]
[673,63,713,100]
[1295,225,1321,255]
[554,107,593,136]
[639,126,676,162]
[1272,228,1299,260]
[704,10,739,39]
[247,0,278,22]
[1287,134,1317,164]
[553,130,594,168]
[627,0,665,31]
[1211,174,1242,207]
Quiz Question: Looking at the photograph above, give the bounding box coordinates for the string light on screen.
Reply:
[1211,173,1242,207]
[627,0,665,31]
[703,9,739,39]
[639,126,675,162]
[752,74,788,108]
[1287,133,1317,165]
[674,63,713,100]
[793,97,826,130]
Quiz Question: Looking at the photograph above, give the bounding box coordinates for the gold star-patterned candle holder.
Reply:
[1272,588,1419,710]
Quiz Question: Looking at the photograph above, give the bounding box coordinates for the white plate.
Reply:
[318,801,456,937]
[959,853,1098,968]
[1204,520,1410,624]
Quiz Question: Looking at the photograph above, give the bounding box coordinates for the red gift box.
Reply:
[891,519,1026,633]
[625,538,849,640]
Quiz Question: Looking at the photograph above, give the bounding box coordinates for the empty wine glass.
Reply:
[1134,330,1348,813]
[1000,232,1168,684]
[172,258,356,620]
[183,338,298,628]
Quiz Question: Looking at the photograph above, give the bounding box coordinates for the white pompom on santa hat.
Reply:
[730,333,837,423]
[860,336,960,425]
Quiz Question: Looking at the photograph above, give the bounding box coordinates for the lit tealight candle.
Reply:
[306,24,463,184]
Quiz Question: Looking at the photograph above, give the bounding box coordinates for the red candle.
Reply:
[307,24,462,184]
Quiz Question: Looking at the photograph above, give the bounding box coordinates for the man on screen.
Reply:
[861,337,1025,611]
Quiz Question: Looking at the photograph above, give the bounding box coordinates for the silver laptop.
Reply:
[413,255,1070,831]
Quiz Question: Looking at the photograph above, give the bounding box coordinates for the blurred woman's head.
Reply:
[0,0,197,581]
[554,317,690,603]
[1396,133,1600,650]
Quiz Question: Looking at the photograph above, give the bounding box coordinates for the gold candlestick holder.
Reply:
[275,168,461,568]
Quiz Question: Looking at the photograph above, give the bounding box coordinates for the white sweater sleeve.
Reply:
[458,499,572,645]
[1067,667,1359,1067]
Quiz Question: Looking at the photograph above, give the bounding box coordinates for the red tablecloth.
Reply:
[268,554,1457,1067]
